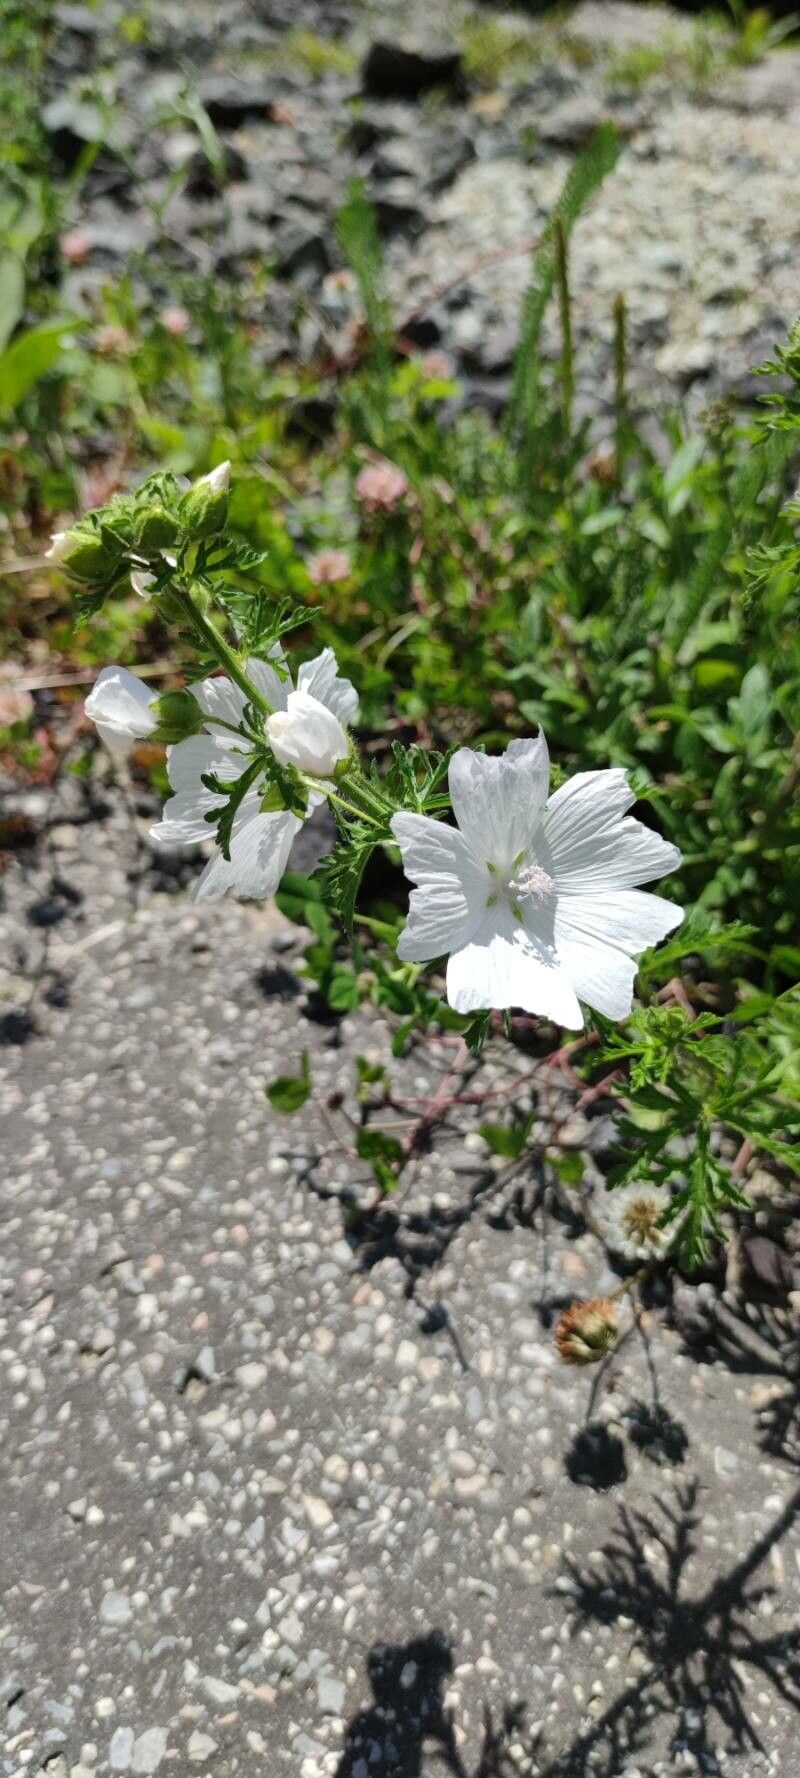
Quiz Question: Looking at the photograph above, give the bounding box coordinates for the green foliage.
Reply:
[596,1004,798,1265]
[479,1116,534,1159]
[266,1051,311,1113]
[509,123,620,465]
[5,103,799,1274]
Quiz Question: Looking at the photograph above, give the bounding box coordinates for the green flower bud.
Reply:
[151,689,205,743]
[133,505,182,554]
[178,461,231,540]
[45,524,124,584]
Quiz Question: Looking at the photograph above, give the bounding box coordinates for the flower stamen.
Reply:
[507,862,555,904]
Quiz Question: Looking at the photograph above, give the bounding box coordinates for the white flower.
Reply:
[84,665,158,756]
[150,645,357,902]
[391,733,683,1027]
[130,549,177,599]
[45,529,71,563]
[266,690,350,777]
[603,1184,673,1260]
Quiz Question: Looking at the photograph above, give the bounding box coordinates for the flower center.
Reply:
[622,1200,663,1246]
[487,854,555,918]
[507,862,555,903]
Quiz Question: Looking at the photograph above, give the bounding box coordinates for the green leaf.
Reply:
[266,1051,311,1113]
[552,1151,585,1187]
[509,124,619,441]
[478,1119,531,1159]
[327,967,361,1011]
[0,321,72,411]
[201,756,263,860]
[0,254,25,352]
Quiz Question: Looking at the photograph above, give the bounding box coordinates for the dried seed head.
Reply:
[555,1297,619,1367]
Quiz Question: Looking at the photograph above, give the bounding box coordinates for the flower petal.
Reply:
[552,891,683,1019]
[267,690,350,777]
[550,929,638,1020]
[247,647,291,712]
[555,889,684,957]
[542,769,682,890]
[446,899,583,1026]
[189,673,247,729]
[297,647,359,727]
[448,735,550,872]
[391,812,488,962]
[193,810,301,902]
[151,736,253,843]
[165,733,252,797]
[84,666,157,746]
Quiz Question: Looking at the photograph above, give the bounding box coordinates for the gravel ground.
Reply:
[46,0,800,414]
[1,778,799,1777]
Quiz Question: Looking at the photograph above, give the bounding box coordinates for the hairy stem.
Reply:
[173,582,273,718]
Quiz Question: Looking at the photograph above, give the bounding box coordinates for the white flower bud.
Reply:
[266,689,350,778]
[196,461,231,494]
[45,529,72,563]
[84,665,158,757]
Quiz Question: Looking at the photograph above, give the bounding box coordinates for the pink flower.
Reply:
[355,459,409,514]
[93,325,133,357]
[60,229,93,265]
[159,305,191,338]
[307,548,352,586]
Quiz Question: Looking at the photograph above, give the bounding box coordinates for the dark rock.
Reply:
[273,218,331,280]
[183,142,248,197]
[538,98,609,149]
[371,178,426,236]
[362,40,463,99]
[199,76,281,127]
[399,314,442,349]
[741,1235,797,1298]
[42,97,128,171]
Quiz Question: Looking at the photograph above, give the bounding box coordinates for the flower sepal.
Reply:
[150,689,205,744]
[133,504,182,555]
[46,521,126,584]
[179,462,231,540]
[260,761,309,821]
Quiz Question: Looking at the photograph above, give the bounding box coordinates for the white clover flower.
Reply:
[391,733,682,1026]
[266,690,350,778]
[83,665,159,756]
[151,645,357,902]
[603,1184,673,1261]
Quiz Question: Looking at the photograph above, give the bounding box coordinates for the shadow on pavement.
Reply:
[335,1478,800,1777]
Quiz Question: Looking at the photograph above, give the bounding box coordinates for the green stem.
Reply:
[613,292,627,484]
[555,218,573,435]
[340,770,394,822]
[308,781,383,829]
[174,582,272,718]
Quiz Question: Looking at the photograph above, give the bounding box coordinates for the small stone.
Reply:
[132,1728,168,1774]
[236,1361,267,1390]
[101,1593,132,1626]
[188,1730,218,1762]
[202,1677,239,1705]
[395,1340,418,1370]
[109,1727,134,1770]
[303,1493,333,1530]
[317,1674,346,1716]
